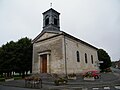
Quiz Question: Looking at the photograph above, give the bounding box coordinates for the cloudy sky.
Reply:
[0,0,120,61]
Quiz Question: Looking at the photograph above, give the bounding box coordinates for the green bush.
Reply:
[54,78,68,86]
[68,73,76,77]
[54,80,59,86]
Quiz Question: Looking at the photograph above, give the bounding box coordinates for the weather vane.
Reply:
[50,3,52,8]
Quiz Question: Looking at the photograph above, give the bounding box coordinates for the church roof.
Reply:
[42,8,60,15]
[32,30,98,50]
[62,31,98,50]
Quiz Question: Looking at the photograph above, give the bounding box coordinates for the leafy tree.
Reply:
[0,41,16,77]
[0,47,4,76]
[97,49,111,71]
[0,37,32,78]
[16,37,32,77]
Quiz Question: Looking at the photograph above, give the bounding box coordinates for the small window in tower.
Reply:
[54,18,58,25]
[45,18,49,26]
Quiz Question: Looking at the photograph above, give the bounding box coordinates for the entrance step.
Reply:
[37,73,55,82]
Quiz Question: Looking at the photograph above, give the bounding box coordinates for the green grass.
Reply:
[0,78,5,82]
[14,76,22,80]
[0,76,22,82]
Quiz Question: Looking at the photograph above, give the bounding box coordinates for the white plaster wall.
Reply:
[32,35,65,74]
[65,37,99,74]
[32,33,99,74]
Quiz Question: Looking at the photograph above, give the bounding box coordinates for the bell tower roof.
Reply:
[42,8,60,15]
[42,8,60,31]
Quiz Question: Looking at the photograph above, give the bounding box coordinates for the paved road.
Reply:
[0,68,120,90]
[0,85,38,90]
[0,85,120,90]
[111,67,120,74]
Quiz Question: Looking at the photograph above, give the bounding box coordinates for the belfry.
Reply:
[43,8,60,31]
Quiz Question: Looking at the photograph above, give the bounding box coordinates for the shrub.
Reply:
[54,80,59,86]
[54,78,68,86]
[68,73,76,77]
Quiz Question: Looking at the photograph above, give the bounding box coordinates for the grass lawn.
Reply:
[0,75,22,82]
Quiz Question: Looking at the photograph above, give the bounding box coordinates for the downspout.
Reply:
[64,35,67,77]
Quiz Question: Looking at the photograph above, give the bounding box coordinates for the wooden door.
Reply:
[41,55,47,73]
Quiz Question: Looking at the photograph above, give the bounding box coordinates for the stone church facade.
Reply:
[32,8,99,75]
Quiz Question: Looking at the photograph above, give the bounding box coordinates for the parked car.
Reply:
[83,70,100,79]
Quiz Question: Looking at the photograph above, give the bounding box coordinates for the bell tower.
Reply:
[42,8,60,31]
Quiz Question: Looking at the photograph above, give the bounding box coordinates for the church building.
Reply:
[32,8,100,75]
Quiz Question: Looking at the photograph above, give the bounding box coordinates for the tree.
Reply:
[97,49,112,71]
[16,37,32,77]
[0,41,16,77]
[0,37,32,78]
[0,47,4,76]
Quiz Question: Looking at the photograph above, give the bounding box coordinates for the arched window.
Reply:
[91,55,93,64]
[45,18,49,26]
[54,18,58,25]
[85,53,87,63]
[76,51,80,62]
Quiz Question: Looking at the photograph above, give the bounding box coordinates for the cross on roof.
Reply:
[50,3,52,7]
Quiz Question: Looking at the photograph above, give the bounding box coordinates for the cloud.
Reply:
[0,0,120,61]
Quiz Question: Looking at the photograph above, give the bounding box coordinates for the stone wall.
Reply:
[65,36,99,74]
[32,33,99,74]
[32,35,65,74]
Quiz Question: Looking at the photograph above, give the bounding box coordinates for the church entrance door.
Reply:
[41,54,47,73]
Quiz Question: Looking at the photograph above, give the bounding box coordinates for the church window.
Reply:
[54,18,58,25]
[45,18,49,26]
[85,53,87,63]
[91,55,93,64]
[76,51,80,62]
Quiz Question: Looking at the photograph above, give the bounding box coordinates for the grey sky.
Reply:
[0,0,120,61]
